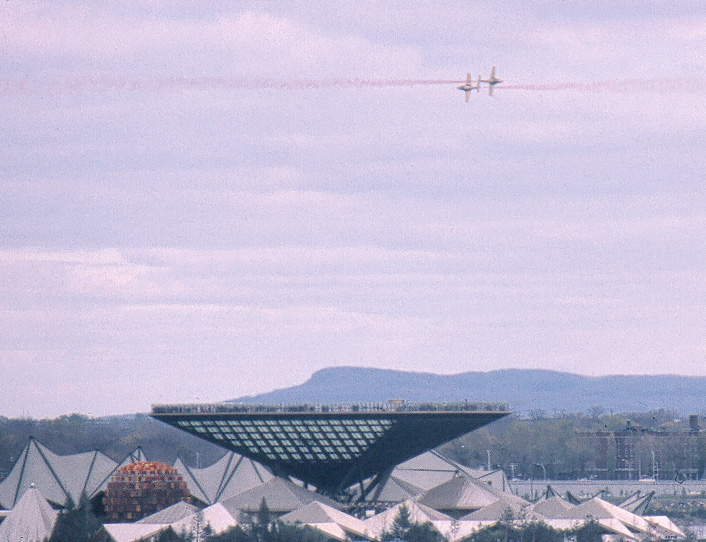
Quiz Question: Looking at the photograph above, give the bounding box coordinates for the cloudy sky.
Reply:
[2,1,705,418]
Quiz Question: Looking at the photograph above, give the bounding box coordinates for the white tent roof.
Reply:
[136,500,199,524]
[0,439,260,511]
[529,495,577,517]
[389,450,468,491]
[0,485,59,542]
[136,497,239,537]
[297,521,349,541]
[443,520,489,542]
[102,523,171,542]
[461,498,536,522]
[644,515,686,538]
[385,450,510,494]
[595,517,640,539]
[364,499,452,539]
[220,476,342,515]
[564,497,654,535]
[534,517,637,540]
[167,502,239,536]
[0,439,155,510]
[368,474,425,503]
[619,491,655,515]
[280,501,368,540]
[0,438,118,509]
[467,469,511,493]
[525,495,680,540]
[534,518,580,532]
[174,451,272,505]
[418,473,527,513]
[448,492,685,542]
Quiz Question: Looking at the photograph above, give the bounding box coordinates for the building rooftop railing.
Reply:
[151,400,509,416]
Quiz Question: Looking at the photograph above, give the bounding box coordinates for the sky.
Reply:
[2,1,706,418]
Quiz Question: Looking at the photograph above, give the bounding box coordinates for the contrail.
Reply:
[117,76,463,90]
[3,76,705,95]
[504,78,706,93]
[1,76,462,94]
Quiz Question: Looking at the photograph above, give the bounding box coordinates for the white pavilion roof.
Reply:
[0,485,58,542]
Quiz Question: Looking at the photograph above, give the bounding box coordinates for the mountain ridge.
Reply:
[232,367,706,415]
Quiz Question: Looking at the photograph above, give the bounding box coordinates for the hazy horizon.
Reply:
[8,366,706,420]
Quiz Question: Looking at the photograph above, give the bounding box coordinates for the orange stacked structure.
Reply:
[104,462,191,522]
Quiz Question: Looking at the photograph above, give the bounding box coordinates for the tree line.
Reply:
[54,498,618,542]
[1,409,704,482]
[439,408,706,480]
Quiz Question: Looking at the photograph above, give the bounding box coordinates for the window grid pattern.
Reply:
[175,418,394,463]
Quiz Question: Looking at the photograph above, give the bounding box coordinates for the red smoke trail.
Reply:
[504,78,706,93]
[4,76,705,95]
[86,76,464,91]
[200,78,462,89]
[1,76,463,95]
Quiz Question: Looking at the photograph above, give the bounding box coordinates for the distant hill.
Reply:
[233,367,706,415]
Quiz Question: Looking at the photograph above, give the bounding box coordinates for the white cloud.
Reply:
[3,5,424,79]
[2,2,706,417]
[0,248,125,264]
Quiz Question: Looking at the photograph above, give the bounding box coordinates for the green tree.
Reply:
[48,493,103,542]
[405,521,444,542]
[497,507,516,542]
[211,521,329,542]
[382,504,412,540]
[468,518,563,542]
[154,528,190,542]
[381,505,442,542]
[469,526,506,542]
[268,522,330,542]
[573,519,604,542]
[253,498,272,542]
[517,521,563,542]
[210,525,253,542]
[190,510,216,541]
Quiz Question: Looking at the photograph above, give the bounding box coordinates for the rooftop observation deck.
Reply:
[151,400,509,496]
[151,400,509,416]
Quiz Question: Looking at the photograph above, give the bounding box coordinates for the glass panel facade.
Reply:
[155,403,509,495]
[175,417,394,463]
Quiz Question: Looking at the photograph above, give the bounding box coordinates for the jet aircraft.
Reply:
[480,66,503,95]
[457,73,480,102]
